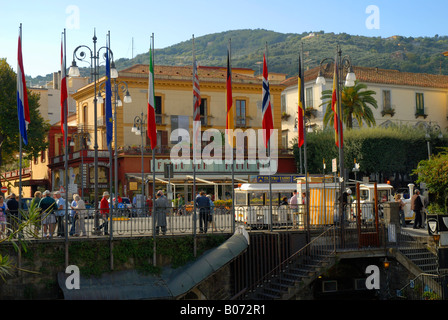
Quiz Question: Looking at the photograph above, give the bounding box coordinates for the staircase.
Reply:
[244,227,336,300]
[398,231,438,275]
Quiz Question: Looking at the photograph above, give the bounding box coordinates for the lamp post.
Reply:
[132,113,146,210]
[99,80,132,207]
[424,122,443,160]
[70,128,91,199]
[68,30,118,230]
[316,44,356,227]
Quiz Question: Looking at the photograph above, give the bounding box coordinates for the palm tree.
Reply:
[321,81,378,129]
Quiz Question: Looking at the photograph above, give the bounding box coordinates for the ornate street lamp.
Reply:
[316,44,356,226]
[423,122,443,159]
[70,128,90,199]
[132,112,146,210]
[68,30,117,231]
[99,80,132,208]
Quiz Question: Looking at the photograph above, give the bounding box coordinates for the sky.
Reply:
[1,0,447,78]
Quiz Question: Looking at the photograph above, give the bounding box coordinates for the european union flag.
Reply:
[105,44,113,149]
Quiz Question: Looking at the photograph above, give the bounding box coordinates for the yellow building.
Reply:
[67,63,293,202]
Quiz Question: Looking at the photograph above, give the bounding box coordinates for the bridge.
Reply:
[2,204,446,300]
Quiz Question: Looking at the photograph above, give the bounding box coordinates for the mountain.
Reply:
[27,29,448,85]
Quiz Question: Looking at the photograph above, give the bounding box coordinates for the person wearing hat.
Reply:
[38,190,57,238]
[154,190,168,235]
[97,191,110,235]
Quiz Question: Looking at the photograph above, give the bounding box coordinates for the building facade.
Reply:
[58,63,294,203]
[281,65,448,148]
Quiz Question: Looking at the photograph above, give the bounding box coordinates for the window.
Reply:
[322,280,337,293]
[155,96,162,124]
[236,99,246,127]
[200,98,207,126]
[305,87,313,108]
[382,90,391,110]
[281,94,286,113]
[415,93,425,116]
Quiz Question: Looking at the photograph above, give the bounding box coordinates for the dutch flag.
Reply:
[17,24,30,145]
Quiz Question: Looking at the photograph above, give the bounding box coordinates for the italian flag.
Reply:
[147,45,157,150]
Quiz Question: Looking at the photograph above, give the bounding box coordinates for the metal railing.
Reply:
[0,202,383,240]
[397,273,444,300]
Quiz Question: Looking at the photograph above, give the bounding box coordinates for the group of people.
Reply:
[31,190,88,239]
[0,193,20,238]
[395,188,426,229]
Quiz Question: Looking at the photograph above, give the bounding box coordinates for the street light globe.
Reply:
[68,61,80,77]
[131,126,137,133]
[316,71,326,85]
[97,93,104,104]
[110,62,119,79]
[124,91,132,103]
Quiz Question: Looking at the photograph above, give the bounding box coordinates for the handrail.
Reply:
[234,225,336,299]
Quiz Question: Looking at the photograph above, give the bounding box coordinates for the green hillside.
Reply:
[28,29,448,84]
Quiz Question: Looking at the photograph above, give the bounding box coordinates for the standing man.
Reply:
[38,190,57,238]
[54,191,66,237]
[289,191,299,228]
[6,193,19,237]
[154,191,168,235]
[196,191,210,233]
[411,189,424,229]
[98,191,110,235]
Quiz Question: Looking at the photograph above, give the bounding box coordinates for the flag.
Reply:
[192,47,201,159]
[60,35,68,146]
[147,44,157,150]
[17,25,30,145]
[331,62,343,147]
[105,41,113,149]
[226,45,233,146]
[297,54,304,148]
[262,52,274,148]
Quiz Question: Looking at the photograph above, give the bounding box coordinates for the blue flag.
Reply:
[105,45,113,149]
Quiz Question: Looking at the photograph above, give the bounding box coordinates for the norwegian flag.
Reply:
[262,53,274,148]
[192,44,201,160]
[193,58,201,122]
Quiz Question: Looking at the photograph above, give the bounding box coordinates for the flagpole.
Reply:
[18,23,23,241]
[229,38,235,234]
[192,34,197,255]
[62,28,70,265]
[151,33,157,267]
[265,42,273,232]
[300,42,310,241]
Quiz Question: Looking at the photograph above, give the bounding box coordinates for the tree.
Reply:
[413,148,448,213]
[0,59,50,167]
[321,81,378,129]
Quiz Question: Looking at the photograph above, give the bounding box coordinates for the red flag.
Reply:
[297,54,304,148]
[60,35,68,146]
[331,62,343,147]
[226,45,233,146]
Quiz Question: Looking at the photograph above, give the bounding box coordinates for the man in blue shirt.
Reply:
[54,191,66,237]
[195,191,210,233]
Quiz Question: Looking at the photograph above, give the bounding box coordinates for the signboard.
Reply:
[332,158,337,173]
[253,175,303,183]
[152,159,275,174]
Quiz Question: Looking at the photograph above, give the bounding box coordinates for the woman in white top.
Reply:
[71,195,86,236]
